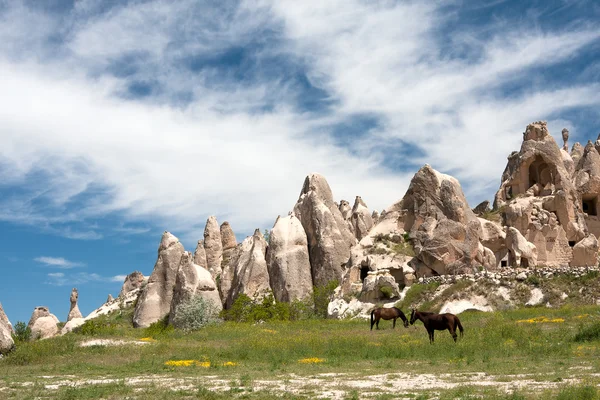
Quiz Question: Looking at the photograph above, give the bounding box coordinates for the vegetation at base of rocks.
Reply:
[395,281,441,310]
[11,321,31,343]
[573,321,600,342]
[480,207,505,223]
[369,233,415,257]
[379,286,394,299]
[73,305,136,337]
[171,296,221,332]
[144,315,174,338]
[313,280,339,318]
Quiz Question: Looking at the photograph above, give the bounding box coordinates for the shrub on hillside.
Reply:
[574,321,600,342]
[12,321,31,343]
[171,295,221,332]
[313,280,338,319]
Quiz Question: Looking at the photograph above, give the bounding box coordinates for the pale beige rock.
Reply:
[0,303,14,354]
[28,307,60,340]
[505,227,537,267]
[266,214,313,303]
[169,252,222,325]
[371,210,380,222]
[574,142,600,238]
[571,234,599,267]
[67,288,83,322]
[359,272,401,303]
[338,200,352,220]
[193,240,208,269]
[562,128,569,151]
[107,294,114,303]
[204,216,223,279]
[61,318,85,335]
[472,200,491,216]
[133,232,185,328]
[351,196,374,240]
[226,230,271,308]
[402,165,482,276]
[571,142,585,166]
[219,243,241,306]
[293,174,356,287]
[220,222,237,251]
[119,271,146,297]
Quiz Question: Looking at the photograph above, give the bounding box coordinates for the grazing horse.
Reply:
[370,307,409,330]
[409,309,464,343]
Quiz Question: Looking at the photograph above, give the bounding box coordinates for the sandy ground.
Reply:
[4,370,598,399]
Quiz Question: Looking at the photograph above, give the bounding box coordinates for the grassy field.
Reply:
[2,305,600,399]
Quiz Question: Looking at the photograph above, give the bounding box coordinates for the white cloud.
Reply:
[34,257,85,269]
[1,1,600,245]
[45,272,124,286]
[111,275,127,283]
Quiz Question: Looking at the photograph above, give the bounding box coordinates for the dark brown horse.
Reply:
[370,307,409,330]
[409,309,464,343]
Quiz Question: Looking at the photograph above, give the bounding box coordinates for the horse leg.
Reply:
[393,318,396,329]
[376,318,380,330]
[428,329,434,344]
[449,327,457,342]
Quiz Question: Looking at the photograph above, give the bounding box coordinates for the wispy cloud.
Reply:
[35,256,85,269]
[45,272,126,286]
[0,0,599,245]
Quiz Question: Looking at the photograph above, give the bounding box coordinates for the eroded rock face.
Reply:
[204,216,223,279]
[350,196,374,240]
[169,252,222,325]
[133,232,184,328]
[119,271,146,298]
[193,240,208,269]
[0,303,14,354]
[226,230,271,309]
[505,227,537,267]
[402,165,482,276]
[28,306,60,340]
[293,174,356,287]
[67,288,83,322]
[220,222,237,251]
[266,214,313,303]
[572,234,599,267]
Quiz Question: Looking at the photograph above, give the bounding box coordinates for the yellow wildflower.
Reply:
[262,329,278,334]
[223,361,238,367]
[298,357,325,364]
[164,359,211,368]
[139,337,156,342]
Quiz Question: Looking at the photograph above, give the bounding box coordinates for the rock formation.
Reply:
[338,200,352,220]
[133,231,185,328]
[402,164,483,276]
[27,306,60,340]
[293,173,356,287]
[350,196,374,240]
[193,240,208,269]
[107,294,114,303]
[119,271,145,298]
[226,229,271,308]
[472,200,491,216]
[67,288,83,322]
[220,222,237,251]
[0,303,14,354]
[169,251,222,325]
[203,216,223,279]
[220,222,239,291]
[493,121,598,267]
[266,214,313,303]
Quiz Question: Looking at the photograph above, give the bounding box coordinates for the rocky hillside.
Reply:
[5,121,600,344]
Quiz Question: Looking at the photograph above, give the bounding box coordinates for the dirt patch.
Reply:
[79,339,150,347]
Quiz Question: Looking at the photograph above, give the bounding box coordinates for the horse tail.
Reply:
[455,316,464,338]
[370,310,375,329]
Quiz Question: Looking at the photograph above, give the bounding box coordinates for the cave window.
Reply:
[501,260,508,267]
[527,156,551,195]
[360,266,369,282]
[582,197,598,216]
[569,241,576,247]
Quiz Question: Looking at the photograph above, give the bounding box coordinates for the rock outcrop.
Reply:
[119,271,145,298]
[402,164,483,276]
[193,240,208,269]
[133,232,184,328]
[350,196,374,240]
[203,216,223,279]
[0,303,14,354]
[27,306,60,340]
[293,174,356,287]
[67,288,83,322]
[169,252,222,325]
[220,222,237,251]
[266,214,313,303]
[225,229,271,308]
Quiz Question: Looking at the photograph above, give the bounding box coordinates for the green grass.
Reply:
[2,305,600,398]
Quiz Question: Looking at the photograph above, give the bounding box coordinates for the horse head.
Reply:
[409,308,417,325]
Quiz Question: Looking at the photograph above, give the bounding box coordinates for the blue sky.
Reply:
[1,0,600,325]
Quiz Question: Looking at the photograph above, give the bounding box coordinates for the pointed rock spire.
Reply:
[67,288,83,322]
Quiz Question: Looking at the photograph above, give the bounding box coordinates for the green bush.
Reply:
[379,286,394,299]
[396,281,441,310]
[143,315,173,338]
[73,317,118,336]
[171,295,221,332]
[313,280,339,319]
[12,321,31,343]
[574,321,600,342]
